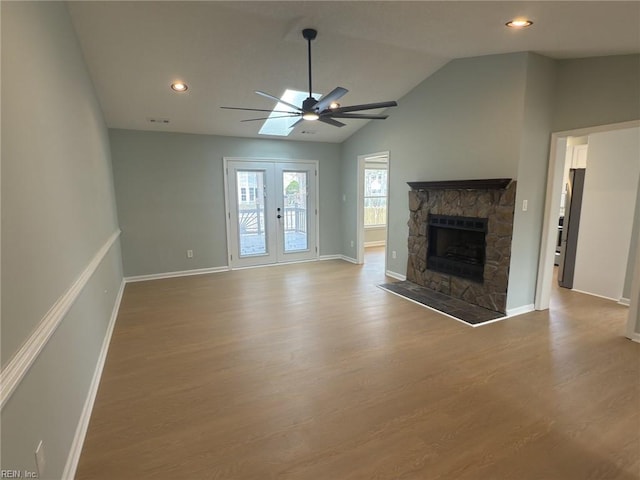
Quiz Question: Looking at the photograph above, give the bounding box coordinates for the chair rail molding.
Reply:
[0,230,121,409]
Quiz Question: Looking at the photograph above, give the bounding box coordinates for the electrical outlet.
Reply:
[187,249,194,258]
[350,240,354,248]
[522,199,528,211]
[35,440,45,477]
[392,250,397,259]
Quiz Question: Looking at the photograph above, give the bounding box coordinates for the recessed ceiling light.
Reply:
[506,19,533,28]
[329,102,340,109]
[171,82,188,92]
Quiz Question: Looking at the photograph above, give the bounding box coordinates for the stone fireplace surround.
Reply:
[406,179,516,314]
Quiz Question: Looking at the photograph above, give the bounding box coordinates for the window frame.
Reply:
[363,165,388,228]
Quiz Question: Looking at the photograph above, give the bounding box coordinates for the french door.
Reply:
[225,159,318,268]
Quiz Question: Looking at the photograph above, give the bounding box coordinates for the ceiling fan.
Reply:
[221,28,398,128]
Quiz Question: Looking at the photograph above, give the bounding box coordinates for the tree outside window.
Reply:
[364,168,387,226]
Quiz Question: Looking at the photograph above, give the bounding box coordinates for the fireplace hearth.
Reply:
[407,179,515,314]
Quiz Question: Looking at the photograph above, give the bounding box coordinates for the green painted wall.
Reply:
[109,129,342,277]
[507,53,556,310]
[1,2,123,477]
[554,55,640,132]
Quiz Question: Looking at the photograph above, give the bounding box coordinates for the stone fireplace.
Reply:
[406,179,516,314]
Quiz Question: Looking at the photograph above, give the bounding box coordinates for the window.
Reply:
[364,167,387,226]
[240,187,247,202]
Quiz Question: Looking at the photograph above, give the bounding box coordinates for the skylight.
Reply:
[259,89,321,137]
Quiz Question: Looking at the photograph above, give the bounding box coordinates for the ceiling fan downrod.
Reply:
[302,28,317,101]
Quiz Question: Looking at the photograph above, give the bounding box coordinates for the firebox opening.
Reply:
[427,214,488,282]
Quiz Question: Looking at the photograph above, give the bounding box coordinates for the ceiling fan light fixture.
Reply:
[506,19,533,28]
[221,28,398,132]
[171,81,188,92]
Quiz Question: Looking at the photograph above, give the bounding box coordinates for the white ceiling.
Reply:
[67,1,640,144]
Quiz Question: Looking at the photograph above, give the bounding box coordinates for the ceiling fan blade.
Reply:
[289,118,305,129]
[240,114,301,123]
[329,101,398,114]
[318,117,346,128]
[329,113,389,120]
[313,87,348,112]
[221,106,299,114]
[255,91,302,112]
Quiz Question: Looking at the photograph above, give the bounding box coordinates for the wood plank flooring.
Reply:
[76,248,639,479]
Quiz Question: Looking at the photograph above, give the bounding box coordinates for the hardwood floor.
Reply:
[76,248,639,479]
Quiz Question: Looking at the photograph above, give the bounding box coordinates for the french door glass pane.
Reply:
[282,171,308,252]
[236,170,266,256]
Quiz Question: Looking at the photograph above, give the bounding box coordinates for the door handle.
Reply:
[277,215,282,219]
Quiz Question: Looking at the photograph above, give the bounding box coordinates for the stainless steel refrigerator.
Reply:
[558,168,586,288]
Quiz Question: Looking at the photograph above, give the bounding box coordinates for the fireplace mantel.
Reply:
[407,178,512,191]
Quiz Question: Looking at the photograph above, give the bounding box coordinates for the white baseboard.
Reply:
[318,254,343,261]
[129,258,371,279]
[340,255,359,264]
[125,266,229,283]
[385,270,406,281]
[364,241,386,247]
[0,230,121,409]
[571,289,619,303]
[506,304,535,318]
[618,297,630,306]
[628,332,640,343]
[62,278,125,480]
[232,258,322,270]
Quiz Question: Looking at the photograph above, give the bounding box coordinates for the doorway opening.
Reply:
[535,120,640,340]
[356,152,389,273]
[224,158,318,269]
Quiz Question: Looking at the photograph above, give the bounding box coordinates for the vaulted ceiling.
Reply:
[68,1,640,143]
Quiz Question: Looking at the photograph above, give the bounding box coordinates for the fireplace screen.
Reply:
[427,214,487,282]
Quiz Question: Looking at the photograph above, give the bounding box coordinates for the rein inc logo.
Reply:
[1,471,38,478]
